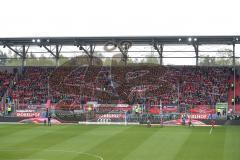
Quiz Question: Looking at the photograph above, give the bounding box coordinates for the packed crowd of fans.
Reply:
[0,71,14,98]
[10,67,54,104]
[0,71,14,113]
[6,65,232,109]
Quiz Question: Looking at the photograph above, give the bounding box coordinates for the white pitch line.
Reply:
[0,148,103,160]
[209,127,213,135]
[19,159,45,160]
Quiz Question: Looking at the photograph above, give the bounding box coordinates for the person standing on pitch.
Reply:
[160,116,163,127]
[188,117,194,127]
[182,115,186,126]
[48,113,52,126]
[147,118,151,128]
[211,119,215,129]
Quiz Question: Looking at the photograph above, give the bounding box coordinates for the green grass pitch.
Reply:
[0,124,240,160]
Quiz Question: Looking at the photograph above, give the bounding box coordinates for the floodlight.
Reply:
[37,39,41,43]
[188,37,192,42]
[32,39,36,43]
[178,38,182,42]
[194,38,197,42]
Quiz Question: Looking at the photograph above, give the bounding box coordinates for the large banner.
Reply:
[163,105,178,113]
[20,118,61,124]
[18,104,45,110]
[181,113,210,120]
[85,104,132,112]
[190,105,215,114]
[16,110,41,118]
[149,105,178,114]
[163,118,206,126]
[96,113,126,119]
[149,106,160,114]
[181,112,218,120]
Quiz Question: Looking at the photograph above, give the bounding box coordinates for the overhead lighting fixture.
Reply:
[188,37,192,42]
[32,39,36,43]
[37,39,41,43]
[178,38,182,42]
[236,37,239,41]
[194,38,197,42]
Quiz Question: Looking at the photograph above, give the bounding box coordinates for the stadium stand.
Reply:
[7,65,233,111]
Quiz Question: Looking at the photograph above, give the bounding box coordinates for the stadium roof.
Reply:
[0,36,240,46]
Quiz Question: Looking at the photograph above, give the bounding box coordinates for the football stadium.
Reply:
[1,0,240,160]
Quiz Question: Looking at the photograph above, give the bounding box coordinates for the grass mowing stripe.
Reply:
[27,125,129,160]
[0,125,239,160]
[25,125,101,160]
[71,126,158,160]
[0,124,39,138]
[0,125,95,160]
[0,149,103,160]
[224,126,240,160]
[50,125,130,151]
[123,126,192,160]
[174,126,226,160]
[19,125,96,159]
[0,124,70,147]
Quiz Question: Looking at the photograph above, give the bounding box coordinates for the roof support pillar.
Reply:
[193,43,199,66]
[55,45,60,66]
[153,42,164,65]
[20,45,27,73]
[79,44,95,66]
[118,41,131,66]
[5,44,23,57]
[42,45,62,66]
